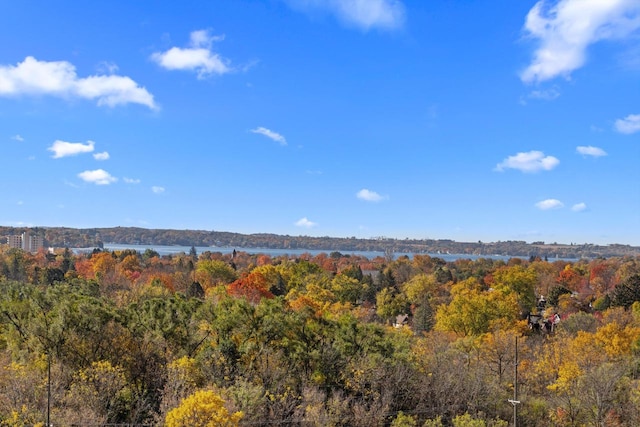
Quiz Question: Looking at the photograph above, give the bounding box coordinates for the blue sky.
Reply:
[1,0,639,246]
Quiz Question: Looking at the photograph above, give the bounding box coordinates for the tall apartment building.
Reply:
[23,233,44,252]
[7,235,22,249]
[6,231,44,253]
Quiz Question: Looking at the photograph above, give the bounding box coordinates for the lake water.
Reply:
[73,243,524,262]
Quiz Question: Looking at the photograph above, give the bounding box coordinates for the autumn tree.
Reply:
[435,278,520,336]
[610,274,640,309]
[556,264,584,292]
[90,251,118,284]
[60,360,131,425]
[227,271,274,304]
[165,389,242,427]
[196,260,237,289]
[376,287,409,324]
[331,273,364,305]
[490,265,537,315]
[403,273,440,332]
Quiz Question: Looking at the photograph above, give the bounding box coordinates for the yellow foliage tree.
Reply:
[195,260,238,289]
[592,321,640,358]
[403,273,439,304]
[117,254,142,281]
[545,320,640,395]
[435,278,520,336]
[287,283,335,315]
[480,329,524,384]
[490,265,537,314]
[61,360,129,425]
[90,251,117,284]
[165,389,243,427]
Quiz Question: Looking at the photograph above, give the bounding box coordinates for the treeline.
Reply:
[1,246,640,426]
[3,225,640,258]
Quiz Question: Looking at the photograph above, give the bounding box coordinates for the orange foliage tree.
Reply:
[227,271,274,304]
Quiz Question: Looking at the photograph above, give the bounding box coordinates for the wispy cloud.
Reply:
[151,30,231,78]
[295,217,318,228]
[11,134,24,142]
[251,127,287,145]
[614,113,640,134]
[123,177,141,184]
[521,0,640,83]
[48,140,95,158]
[97,61,119,75]
[93,151,110,161]
[535,198,564,210]
[520,87,561,105]
[356,188,387,202]
[151,186,165,194]
[285,0,405,31]
[0,56,157,109]
[78,169,117,185]
[495,150,559,173]
[576,145,607,157]
[572,202,587,212]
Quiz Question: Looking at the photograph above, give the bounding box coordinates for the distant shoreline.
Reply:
[2,225,638,259]
[78,242,566,262]
[66,243,578,262]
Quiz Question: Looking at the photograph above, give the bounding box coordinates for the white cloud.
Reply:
[123,177,141,184]
[295,217,318,228]
[572,202,587,212]
[614,113,640,134]
[0,56,157,109]
[535,198,564,210]
[17,200,23,206]
[48,140,95,158]
[151,30,231,78]
[528,87,561,101]
[78,169,117,185]
[11,134,24,142]
[97,61,119,74]
[495,150,560,173]
[93,151,110,161]
[576,145,607,157]
[356,188,387,202]
[152,186,165,194]
[286,0,405,31]
[251,127,287,145]
[521,0,640,83]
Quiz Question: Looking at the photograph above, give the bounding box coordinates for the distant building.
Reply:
[7,235,22,249]
[23,233,44,252]
[6,231,44,253]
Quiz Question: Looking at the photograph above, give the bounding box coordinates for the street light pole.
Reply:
[507,336,520,427]
[47,351,51,427]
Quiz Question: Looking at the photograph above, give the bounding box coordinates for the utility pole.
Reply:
[508,336,520,427]
[47,351,51,427]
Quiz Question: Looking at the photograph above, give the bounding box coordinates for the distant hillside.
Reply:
[1,226,639,259]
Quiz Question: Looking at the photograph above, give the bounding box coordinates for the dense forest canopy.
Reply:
[2,226,639,259]
[1,244,640,426]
